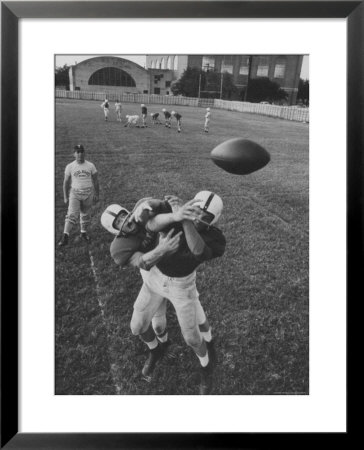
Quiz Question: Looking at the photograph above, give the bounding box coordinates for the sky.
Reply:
[55,54,309,79]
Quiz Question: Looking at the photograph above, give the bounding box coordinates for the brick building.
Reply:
[146,54,303,104]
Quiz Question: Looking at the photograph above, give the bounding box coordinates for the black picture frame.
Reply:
[1,1,360,448]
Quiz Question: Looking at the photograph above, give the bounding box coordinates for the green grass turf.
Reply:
[55,99,309,395]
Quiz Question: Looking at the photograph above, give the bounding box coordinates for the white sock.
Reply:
[146,338,158,350]
[197,352,209,367]
[201,329,212,342]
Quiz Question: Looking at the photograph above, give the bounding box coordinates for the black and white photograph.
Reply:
[55,53,309,396]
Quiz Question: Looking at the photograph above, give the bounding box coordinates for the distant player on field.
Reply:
[162,108,172,128]
[150,112,161,125]
[124,114,140,128]
[115,100,122,122]
[58,144,99,247]
[100,98,110,121]
[141,104,148,127]
[171,111,182,133]
[204,108,211,133]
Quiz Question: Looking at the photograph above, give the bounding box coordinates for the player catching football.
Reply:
[101,198,199,353]
[101,192,226,394]
[58,144,99,246]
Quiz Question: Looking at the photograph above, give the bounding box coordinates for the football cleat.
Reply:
[206,340,217,364]
[142,344,164,379]
[160,340,179,361]
[199,362,214,395]
[81,232,90,242]
[58,234,69,247]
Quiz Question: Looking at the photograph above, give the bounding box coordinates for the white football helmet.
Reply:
[206,108,211,111]
[101,204,130,235]
[162,108,166,112]
[141,104,145,107]
[171,111,176,115]
[193,191,223,225]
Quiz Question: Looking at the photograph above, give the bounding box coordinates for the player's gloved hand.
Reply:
[64,197,68,204]
[132,201,153,223]
[157,228,182,256]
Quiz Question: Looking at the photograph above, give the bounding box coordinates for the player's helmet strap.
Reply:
[202,192,215,212]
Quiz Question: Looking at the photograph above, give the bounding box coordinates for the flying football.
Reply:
[210,138,270,175]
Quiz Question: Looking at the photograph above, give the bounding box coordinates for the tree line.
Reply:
[172,67,309,105]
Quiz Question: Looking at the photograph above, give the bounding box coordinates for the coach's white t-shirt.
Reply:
[65,160,97,193]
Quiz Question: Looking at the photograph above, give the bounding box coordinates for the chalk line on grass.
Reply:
[87,246,123,395]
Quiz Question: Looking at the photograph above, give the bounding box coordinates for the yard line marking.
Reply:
[88,247,123,395]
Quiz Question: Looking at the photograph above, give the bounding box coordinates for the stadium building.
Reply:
[146,54,303,104]
[68,56,174,96]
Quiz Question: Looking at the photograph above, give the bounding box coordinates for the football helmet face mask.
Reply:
[101,204,141,237]
[101,204,130,235]
[193,191,223,226]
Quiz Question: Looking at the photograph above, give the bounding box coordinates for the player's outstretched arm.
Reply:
[132,198,170,225]
[146,197,200,232]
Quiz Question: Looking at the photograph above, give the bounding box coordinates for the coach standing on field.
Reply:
[58,144,99,247]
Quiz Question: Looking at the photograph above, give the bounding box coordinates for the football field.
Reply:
[55,98,309,395]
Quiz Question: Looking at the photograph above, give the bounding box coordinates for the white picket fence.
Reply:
[214,99,309,122]
[55,90,309,123]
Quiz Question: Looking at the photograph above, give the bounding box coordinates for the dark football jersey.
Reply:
[156,226,226,277]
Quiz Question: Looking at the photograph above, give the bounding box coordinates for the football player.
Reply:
[115,100,122,122]
[58,145,99,246]
[100,98,110,121]
[150,112,161,125]
[162,108,172,128]
[204,107,211,133]
[171,111,182,133]
[141,104,148,127]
